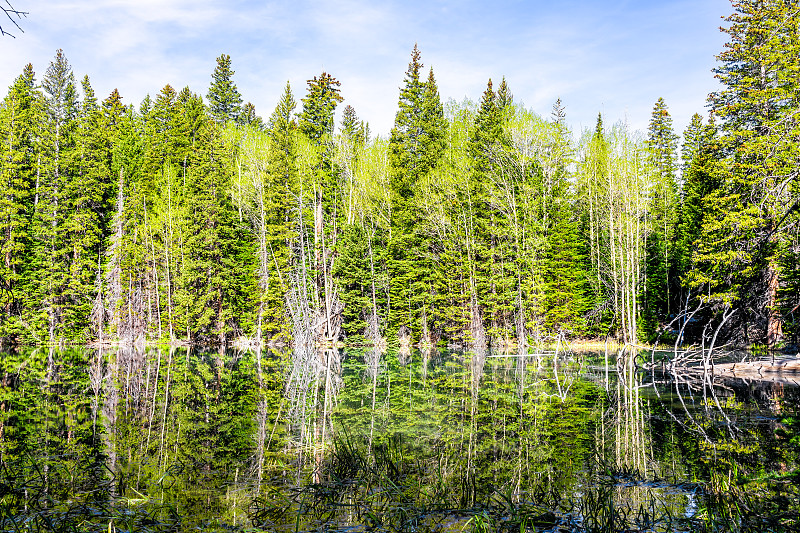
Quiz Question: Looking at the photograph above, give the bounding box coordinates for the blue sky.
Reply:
[1,0,730,138]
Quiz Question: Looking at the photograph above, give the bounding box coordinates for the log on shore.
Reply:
[680,358,800,384]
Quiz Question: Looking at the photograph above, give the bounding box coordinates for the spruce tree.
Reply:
[177,116,253,343]
[644,97,679,334]
[576,112,613,336]
[545,196,590,335]
[28,49,80,342]
[299,72,343,143]
[680,113,704,185]
[676,115,717,275]
[261,82,299,339]
[386,45,445,341]
[339,104,366,146]
[0,64,41,339]
[241,102,264,129]
[466,80,503,340]
[207,54,243,125]
[143,84,190,188]
[59,75,113,338]
[700,0,799,345]
[543,100,589,336]
[496,76,513,114]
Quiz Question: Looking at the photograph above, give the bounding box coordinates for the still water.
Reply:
[0,346,797,532]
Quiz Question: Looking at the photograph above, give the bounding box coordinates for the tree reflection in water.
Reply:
[0,345,797,531]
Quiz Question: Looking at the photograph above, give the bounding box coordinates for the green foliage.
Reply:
[207,53,242,125]
[696,0,800,344]
[175,117,255,343]
[299,72,343,144]
[387,45,447,341]
[2,5,799,348]
[0,64,41,339]
[26,49,82,342]
[643,98,679,336]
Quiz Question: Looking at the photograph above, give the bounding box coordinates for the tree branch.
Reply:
[1,1,27,37]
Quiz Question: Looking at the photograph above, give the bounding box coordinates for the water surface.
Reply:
[0,346,797,531]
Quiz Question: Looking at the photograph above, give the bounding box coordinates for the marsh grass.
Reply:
[0,453,180,533]
[247,434,700,532]
[3,437,797,532]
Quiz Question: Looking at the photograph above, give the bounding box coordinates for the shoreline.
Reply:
[3,337,784,353]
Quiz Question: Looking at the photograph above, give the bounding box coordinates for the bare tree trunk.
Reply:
[766,258,783,348]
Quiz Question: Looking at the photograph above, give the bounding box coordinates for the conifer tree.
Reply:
[296,72,345,342]
[103,99,146,340]
[59,75,113,338]
[241,102,264,129]
[544,196,590,335]
[466,80,503,341]
[207,54,243,125]
[680,113,704,183]
[339,104,367,147]
[387,45,446,341]
[678,117,720,283]
[260,82,299,339]
[299,72,343,143]
[576,113,612,335]
[644,97,679,333]
[0,64,41,339]
[496,76,513,113]
[544,100,589,336]
[700,0,800,345]
[176,117,253,343]
[143,85,190,187]
[28,49,80,341]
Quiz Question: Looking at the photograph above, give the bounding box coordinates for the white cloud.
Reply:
[1,0,730,139]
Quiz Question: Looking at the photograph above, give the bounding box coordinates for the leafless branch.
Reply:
[1,1,27,38]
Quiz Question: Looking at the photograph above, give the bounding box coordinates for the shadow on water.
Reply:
[0,345,798,531]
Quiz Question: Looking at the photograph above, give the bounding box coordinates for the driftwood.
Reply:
[678,358,800,385]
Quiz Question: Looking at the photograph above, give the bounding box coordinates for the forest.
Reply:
[0,0,799,351]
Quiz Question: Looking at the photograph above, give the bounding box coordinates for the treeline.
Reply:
[1,1,799,348]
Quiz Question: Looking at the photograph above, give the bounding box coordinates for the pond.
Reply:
[0,345,798,532]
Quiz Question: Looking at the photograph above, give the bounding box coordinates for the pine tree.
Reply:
[387,45,446,341]
[241,102,264,129]
[643,97,679,334]
[339,104,366,147]
[104,102,145,341]
[260,82,299,339]
[680,113,704,185]
[544,195,590,335]
[0,64,41,339]
[543,99,589,336]
[466,80,503,341]
[576,113,612,336]
[28,49,80,342]
[299,72,343,143]
[699,0,800,345]
[143,85,191,188]
[207,54,243,125]
[176,116,253,343]
[496,76,513,114]
[677,115,719,277]
[58,75,113,338]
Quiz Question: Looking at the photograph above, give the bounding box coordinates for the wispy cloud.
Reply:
[1,0,729,137]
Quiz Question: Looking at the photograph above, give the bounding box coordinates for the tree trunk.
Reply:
[766,258,782,348]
